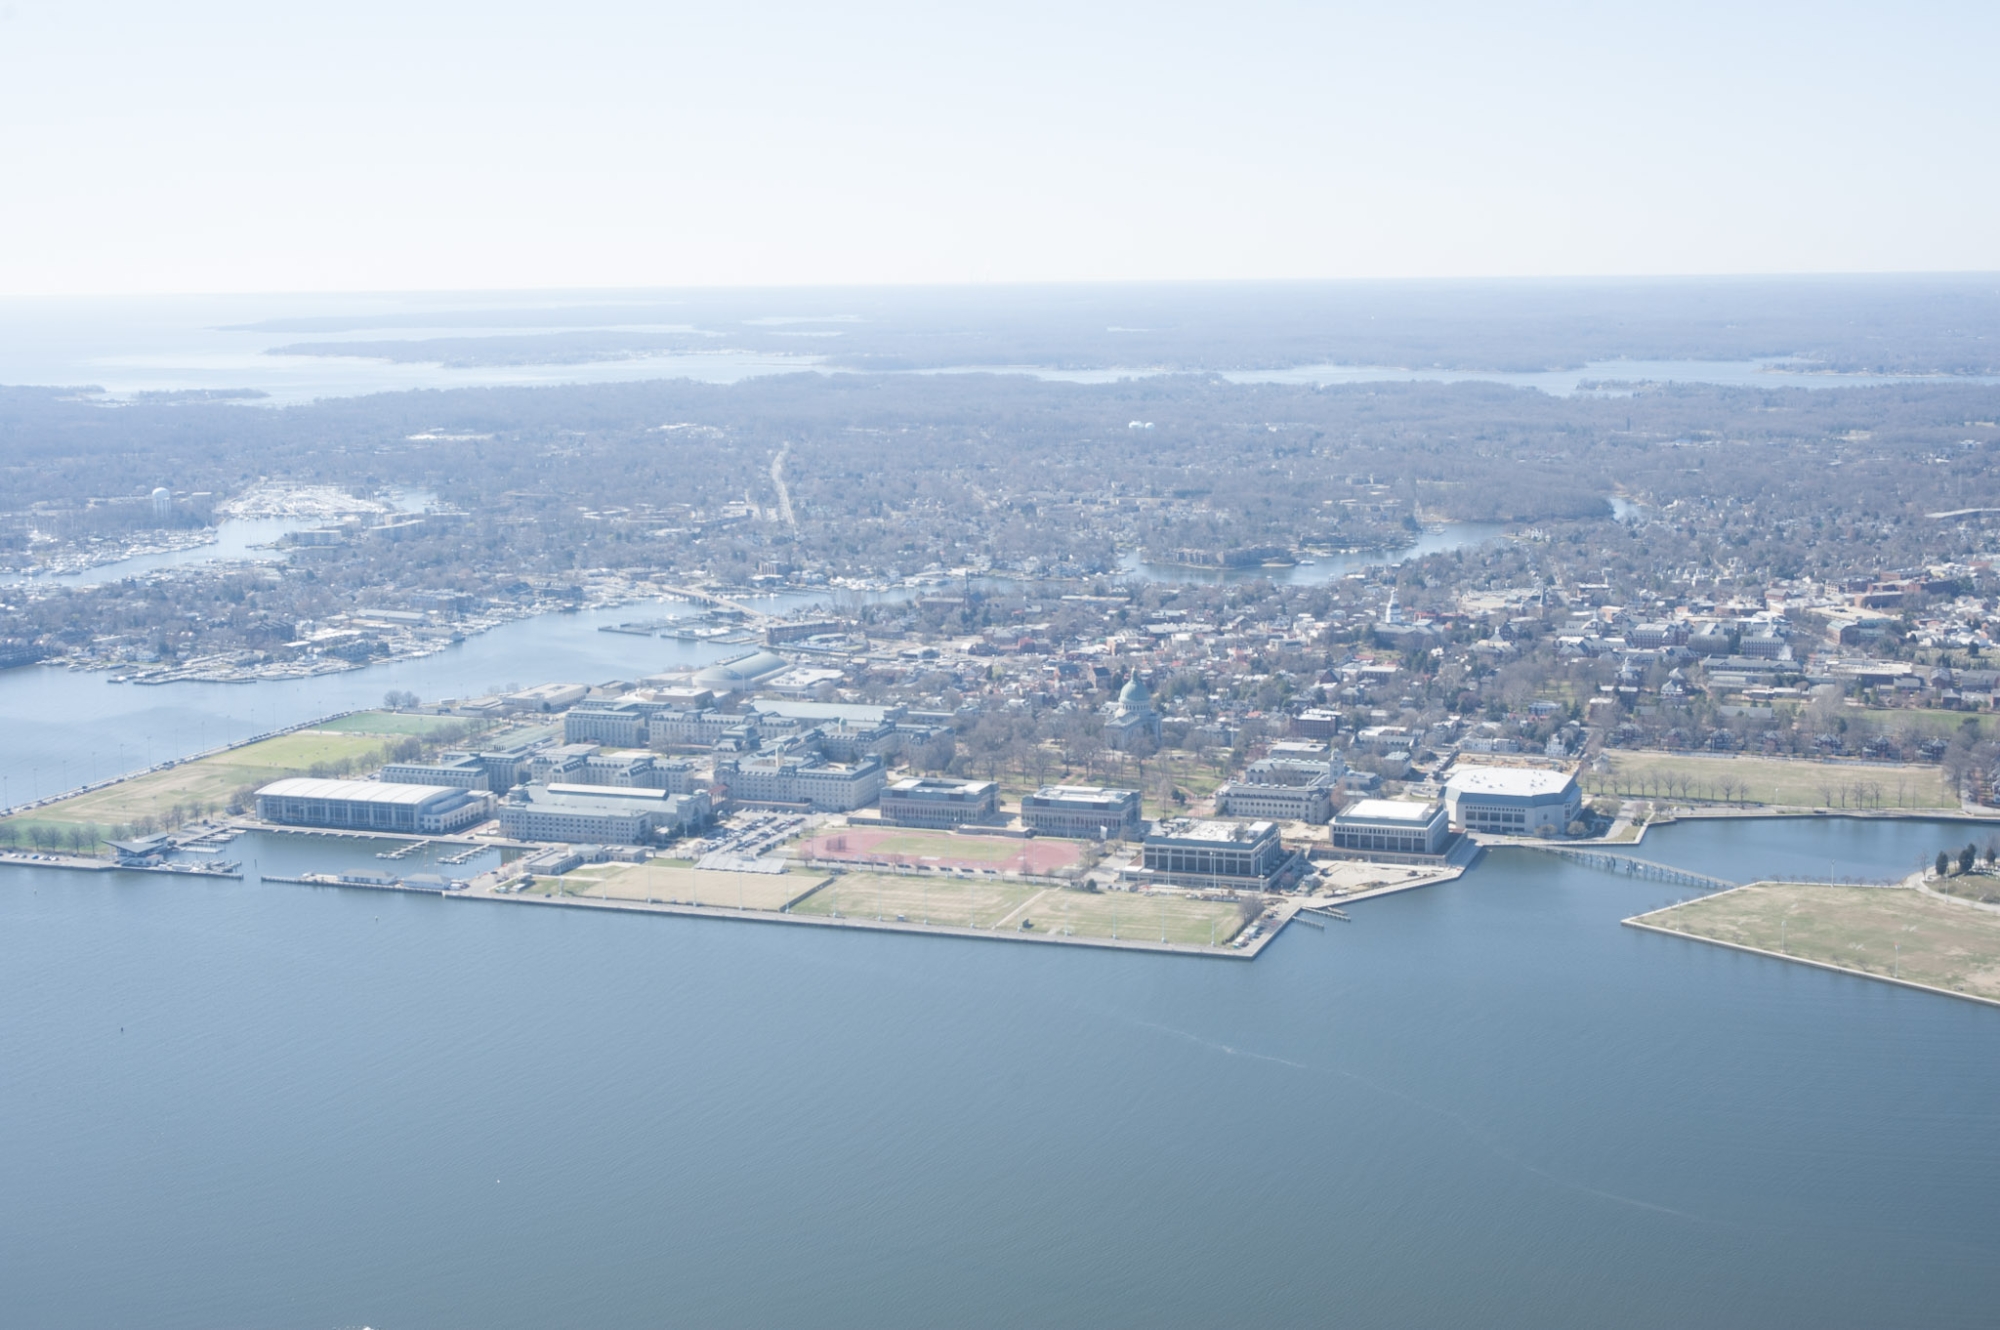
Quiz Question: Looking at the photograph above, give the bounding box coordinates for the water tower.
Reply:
[151,486,171,518]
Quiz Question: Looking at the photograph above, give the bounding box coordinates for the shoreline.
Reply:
[1622,903,2000,1011]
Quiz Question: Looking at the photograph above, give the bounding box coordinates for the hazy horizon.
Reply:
[3,1,1997,295]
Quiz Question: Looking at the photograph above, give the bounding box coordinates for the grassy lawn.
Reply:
[313,710,475,737]
[3,729,408,844]
[790,872,1039,928]
[1598,750,1956,810]
[863,829,1025,862]
[787,872,1245,945]
[1854,709,1997,741]
[532,861,828,911]
[1022,888,1247,946]
[1631,882,2000,1001]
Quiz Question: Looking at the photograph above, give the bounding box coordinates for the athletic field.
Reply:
[798,826,1084,875]
[1600,750,1956,810]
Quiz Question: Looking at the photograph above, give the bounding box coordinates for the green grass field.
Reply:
[864,830,1025,862]
[1021,888,1248,946]
[788,872,1246,945]
[1599,750,1956,810]
[790,872,1040,928]
[539,861,828,911]
[3,727,412,845]
[314,711,474,737]
[1631,882,2000,1001]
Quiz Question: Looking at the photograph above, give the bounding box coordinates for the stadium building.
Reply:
[1444,765,1582,836]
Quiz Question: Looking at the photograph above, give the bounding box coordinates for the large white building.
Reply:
[1132,818,1289,889]
[1330,799,1450,858]
[256,778,492,834]
[1444,765,1582,836]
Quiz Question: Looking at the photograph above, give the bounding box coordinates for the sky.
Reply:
[0,0,1996,295]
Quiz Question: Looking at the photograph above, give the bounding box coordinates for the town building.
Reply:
[878,777,1000,828]
[379,752,490,791]
[1329,799,1451,858]
[474,743,540,791]
[1290,708,1342,740]
[1019,785,1144,839]
[1214,776,1335,824]
[1133,818,1289,889]
[1103,676,1162,748]
[504,682,590,713]
[530,743,600,785]
[750,699,907,728]
[712,752,885,811]
[497,784,710,844]
[646,706,744,749]
[1443,765,1582,836]
[255,778,493,834]
[565,699,654,746]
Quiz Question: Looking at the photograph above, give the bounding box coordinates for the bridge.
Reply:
[1530,846,1736,892]
[651,583,774,622]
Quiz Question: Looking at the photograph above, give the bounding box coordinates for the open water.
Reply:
[3,295,1992,405]
[3,815,1998,1328]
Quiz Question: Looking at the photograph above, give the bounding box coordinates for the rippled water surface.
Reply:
[4,816,1998,1328]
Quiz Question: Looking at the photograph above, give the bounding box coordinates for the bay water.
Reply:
[3,816,1998,1327]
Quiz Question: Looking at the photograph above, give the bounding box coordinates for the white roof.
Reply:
[1149,818,1276,844]
[1445,766,1576,797]
[1339,799,1442,824]
[257,778,463,806]
[1034,785,1136,802]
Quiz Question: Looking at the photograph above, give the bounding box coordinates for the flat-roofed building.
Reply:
[1444,765,1581,836]
[573,752,688,789]
[1215,778,1335,824]
[713,753,885,812]
[749,699,907,727]
[497,784,710,844]
[380,751,490,791]
[1020,785,1143,839]
[811,718,902,761]
[1330,798,1450,858]
[647,707,742,749]
[1134,818,1288,889]
[879,777,999,828]
[256,778,492,834]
